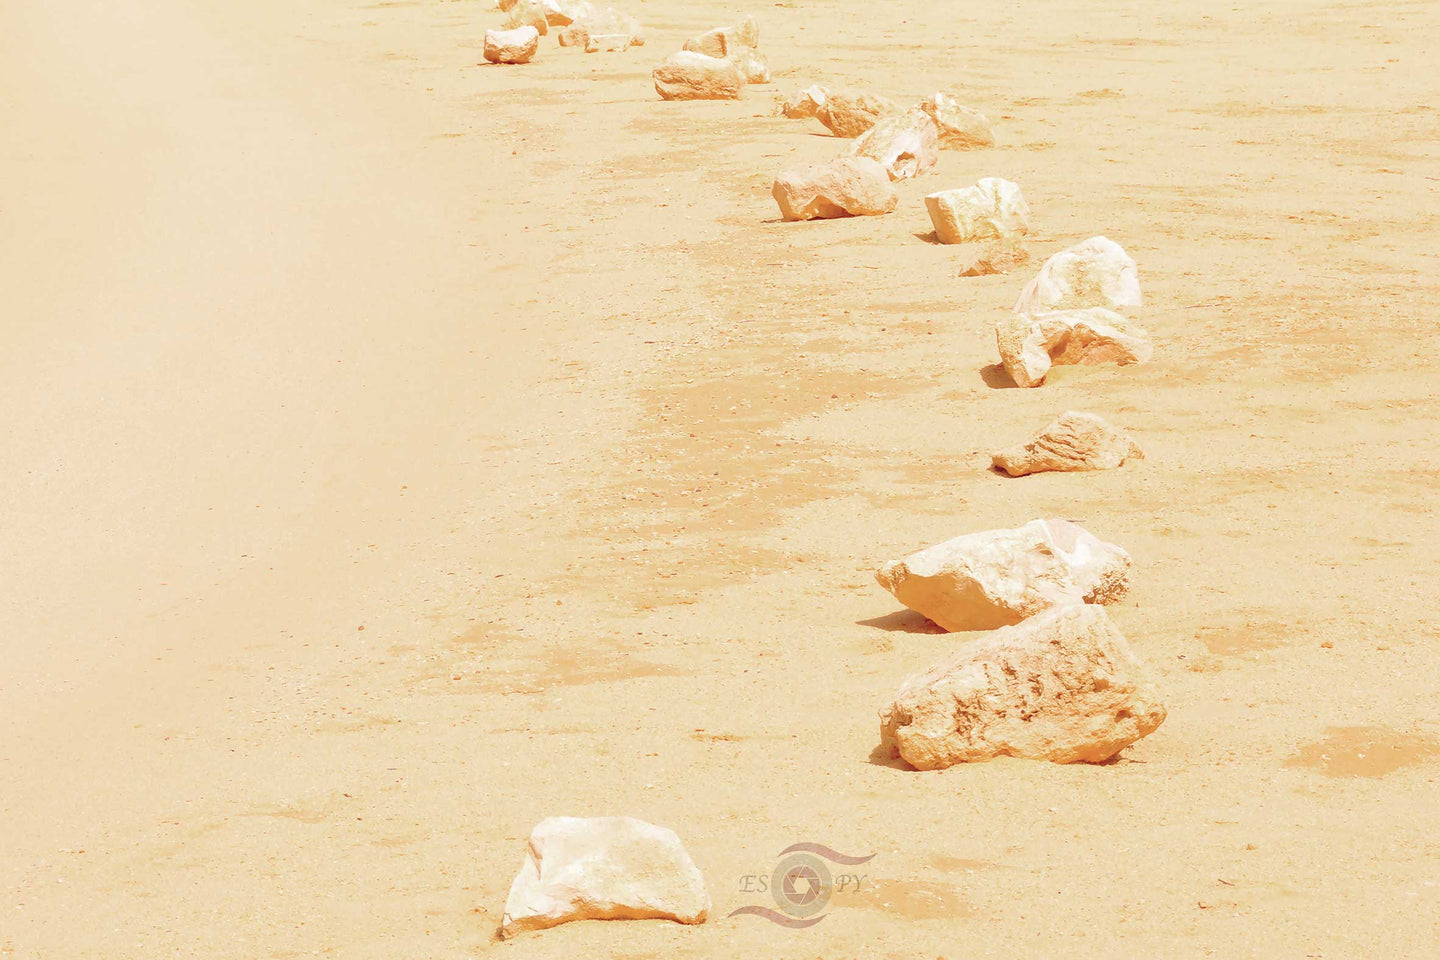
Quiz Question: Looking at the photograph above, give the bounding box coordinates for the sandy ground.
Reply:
[3,0,1439,956]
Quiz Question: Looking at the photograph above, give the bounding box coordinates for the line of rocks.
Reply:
[484,0,644,63]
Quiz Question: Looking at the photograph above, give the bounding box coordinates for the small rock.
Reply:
[817,89,901,138]
[502,0,550,35]
[557,22,587,45]
[992,412,1143,477]
[586,32,632,52]
[500,816,710,938]
[652,51,745,100]
[916,92,995,148]
[845,109,940,181]
[559,7,644,48]
[772,156,898,221]
[878,604,1167,768]
[780,84,829,119]
[925,178,1031,244]
[732,47,770,84]
[874,518,1131,632]
[1014,235,1141,314]
[996,307,1152,388]
[954,238,1030,276]
[484,25,541,64]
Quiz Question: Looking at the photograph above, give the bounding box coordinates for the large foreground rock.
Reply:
[817,90,900,137]
[992,412,1143,477]
[845,109,940,181]
[878,604,1167,768]
[500,816,710,938]
[996,307,1152,388]
[484,26,541,64]
[874,519,1130,632]
[917,92,995,148]
[780,84,829,118]
[653,51,744,100]
[1014,236,1141,313]
[772,157,898,221]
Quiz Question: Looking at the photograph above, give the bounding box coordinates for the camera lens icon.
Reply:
[770,852,832,919]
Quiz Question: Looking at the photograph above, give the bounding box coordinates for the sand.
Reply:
[2,0,1438,956]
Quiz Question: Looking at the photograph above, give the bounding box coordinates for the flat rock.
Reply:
[917,92,995,148]
[780,84,829,118]
[772,156,898,221]
[817,89,900,138]
[585,32,632,52]
[484,25,541,64]
[874,519,1131,632]
[845,109,940,181]
[500,816,710,938]
[878,604,1167,768]
[1014,235,1141,313]
[993,412,1143,477]
[996,307,1152,388]
[653,51,744,100]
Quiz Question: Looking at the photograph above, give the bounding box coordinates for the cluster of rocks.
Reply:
[484,0,643,63]
[651,15,770,100]
[768,84,996,222]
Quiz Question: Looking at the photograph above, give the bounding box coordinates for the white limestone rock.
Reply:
[652,51,744,100]
[916,92,995,148]
[992,412,1143,477]
[925,178,1031,244]
[996,307,1152,388]
[879,604,1167,768]
[780,84,829,119]
[500,816,710,938]
[874,519,1131,632]
[817,89,901,138]
[845,109,940,181]
[772,156,898,221]
[1014,236,1141,314]
[484,25,541,64]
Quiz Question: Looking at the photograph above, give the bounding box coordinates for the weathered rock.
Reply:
[484,25,541,64]
[925,178,1031,244]
[500,816,710,938]
[845,109,940,181]
[874,519,1131,632]
[732,47,770,84]
[1014,236,1141,314]
[996,414,1140,477]
[772,157,898,221]
[682,15,758,58]
[558,7,643,47]
[992,412,1143,477]
[780,84,829,119]
[502,0,550,35]
[586,32,632,52]
[652,52,744,101]
[916,92,995,148]
[541,0,593,26]
[954,237,1031,276]
[878,604,1167,768]
[996,307,1152,388]
[817,90,900,138]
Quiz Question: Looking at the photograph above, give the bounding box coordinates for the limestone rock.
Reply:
[1014,236,1141,314]
[484,25,541,64]
[540,0,593,26]
[780,84,829,119]
[502,0,550,35]
[992,412,1143,477]
[874,519,1131,632]
[652,52,744,101]
[559,7,643,48]
[557,22,587,45]
[500,816,710,938]
[817,90,900,138]
[845,109,940,181]
[925,178,1031,244]
[772,156,898,221]
[733,47,770,84]
[996,307,1152,388]
[682,15,758,58]
[878,604,1167,768]
[586,32,632,52]
[916,92,995,148]
[954,237,1030,276]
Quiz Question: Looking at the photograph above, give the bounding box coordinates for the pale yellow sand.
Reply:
[2,0,1438,956]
